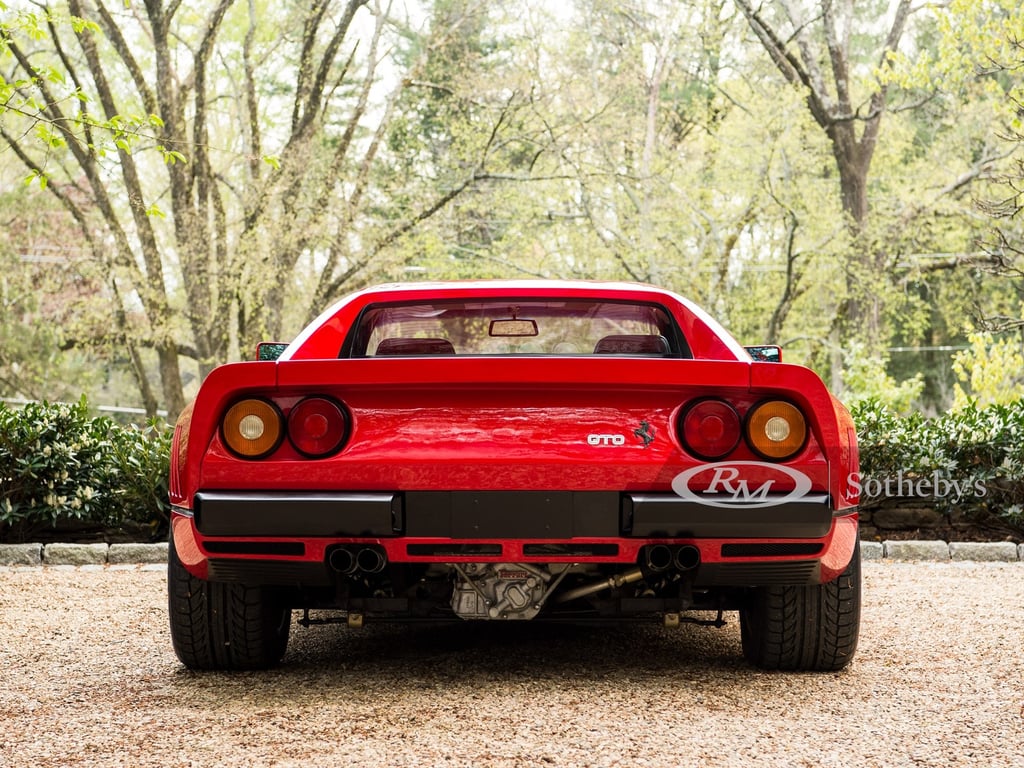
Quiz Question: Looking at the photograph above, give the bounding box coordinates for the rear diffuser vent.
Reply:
[522,543,619,557]
[203,541,305,557]
[720,543,823,558]
[406,543,503,557]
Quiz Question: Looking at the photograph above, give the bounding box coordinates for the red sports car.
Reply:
[168,280,861,671]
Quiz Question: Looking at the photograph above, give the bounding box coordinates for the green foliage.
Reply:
[952,332,1024,408]
[852,398,1024,526]
[890,0,1024,116]
[0,398,171,541]
[840,343,925,414]
[0,195,108,403]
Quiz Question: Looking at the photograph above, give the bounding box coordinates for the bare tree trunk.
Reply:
[734,0,912,349]
[830,127,872,231]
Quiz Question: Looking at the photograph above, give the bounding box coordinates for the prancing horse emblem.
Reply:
[634,421,655,447]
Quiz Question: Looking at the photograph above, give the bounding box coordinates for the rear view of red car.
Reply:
[168,281,860,671]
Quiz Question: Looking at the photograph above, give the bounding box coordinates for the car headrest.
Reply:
[593,334,671,355]
[374,337,456,356]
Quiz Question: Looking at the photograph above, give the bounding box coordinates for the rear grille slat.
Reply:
[697,560,819,586]
[206,559,330,586]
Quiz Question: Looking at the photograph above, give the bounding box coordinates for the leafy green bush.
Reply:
[0,398,171,541]
[852,398,1024,527]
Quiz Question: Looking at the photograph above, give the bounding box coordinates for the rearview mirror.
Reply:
[489,318,538,337]
[255,342,288,361]
[745,345,782,363]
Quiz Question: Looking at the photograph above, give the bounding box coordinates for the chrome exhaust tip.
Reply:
[674,545,700,571]
[644,544,674,572]
[356,546,387,574]
[327,546,358,575]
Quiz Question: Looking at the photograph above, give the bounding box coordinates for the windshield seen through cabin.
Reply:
[346,299,689,357]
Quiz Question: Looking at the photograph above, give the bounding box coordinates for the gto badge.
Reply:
[587,433,626,446]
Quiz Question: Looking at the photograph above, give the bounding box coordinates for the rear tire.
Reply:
[740,545,861,671]
[167,535,291,670]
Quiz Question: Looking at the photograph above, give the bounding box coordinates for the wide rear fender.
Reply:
[750,363,859,509]
[170,362,278,507]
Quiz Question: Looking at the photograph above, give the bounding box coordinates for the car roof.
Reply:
[348,279,681,298]
[284,279,750,361]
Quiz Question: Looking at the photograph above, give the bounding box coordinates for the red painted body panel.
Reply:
[168,509,855,572]
[169,281,859,597]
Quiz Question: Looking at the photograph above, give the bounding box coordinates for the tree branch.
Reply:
[734,0,832,128]
[93,0,159,117]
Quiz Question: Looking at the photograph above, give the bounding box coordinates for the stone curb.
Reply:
[948,541,1020,562]
[882,540,951,562]
[0,543,44,566]
[0,542,168,567]
[876,540,1023,562]
[44,542,109,566]
[860,541,884,561]
[0,540,1022,567]
[108,543,170,565]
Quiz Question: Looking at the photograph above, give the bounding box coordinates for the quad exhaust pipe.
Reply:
[644,544,700,573]
[328,545,387,575]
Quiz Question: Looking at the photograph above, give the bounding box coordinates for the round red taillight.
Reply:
[680,399,741,460]
[287,397,349,457]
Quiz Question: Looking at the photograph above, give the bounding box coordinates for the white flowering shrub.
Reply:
[0,398,171,541]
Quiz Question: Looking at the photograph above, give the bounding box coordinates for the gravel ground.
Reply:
[0,561,1021,768]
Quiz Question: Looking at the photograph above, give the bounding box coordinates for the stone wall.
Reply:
[858,499,1022,542]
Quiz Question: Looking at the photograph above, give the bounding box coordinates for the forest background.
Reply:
[1,0,1022,421]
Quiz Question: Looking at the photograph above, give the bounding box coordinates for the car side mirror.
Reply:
[255,342,288,361]
[745,345,782,363]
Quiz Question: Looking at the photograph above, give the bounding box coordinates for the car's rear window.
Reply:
[344,299,689,357]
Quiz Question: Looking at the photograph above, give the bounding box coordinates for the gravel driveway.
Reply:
[1,561,1021,767]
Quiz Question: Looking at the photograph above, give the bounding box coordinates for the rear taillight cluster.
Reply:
[680,398,807,461]
[221,396,349,460]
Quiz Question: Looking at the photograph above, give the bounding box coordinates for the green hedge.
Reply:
[852,399,1024,526]
[0,398,171,542]
[2,396,1022,543]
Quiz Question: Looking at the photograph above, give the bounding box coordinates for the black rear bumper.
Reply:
[192,490,835,540]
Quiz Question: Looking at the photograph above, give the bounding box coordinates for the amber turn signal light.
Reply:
[221,398,284,459]
[746,400,807,460]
